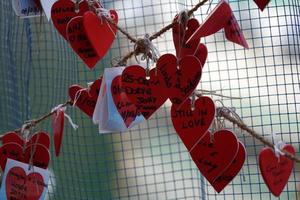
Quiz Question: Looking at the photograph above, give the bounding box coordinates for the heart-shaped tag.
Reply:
[172,17,208,65]
[6,167,45,200]
[66,16,101,69]
[1,132,24,146]
[83,10,118,60]
[24,144,50,169]
[2,131,50,149]
[254,0,271,11]
[52,108,65,156]
[259,144,295,197]
[171,96,215,150]
[190,130,239,183]
[111,75,140,127]
[51,0,89,40]
[212,141,246,193]
[27,132,50,149]
[0,143,23,171]
[156,54,202,107]
[121,65,168,119]
[69,77,102,117]
[187,0,248,49]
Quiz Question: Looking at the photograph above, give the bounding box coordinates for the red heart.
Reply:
[69,77,102,117]
[121,65,168,119]
[66,16,101,69]
[51,0,89,40]
[24,144,50,169]
[6,167,45,200]
[156,54,202,107]
[254,0,271,11]
[2,132,50,149]
[187,0,248,49]
[52,109,65,156]
[83,10,118,60]
[27,132,50,149]
[0,143,23,171]
[259,144,295,197]
[212,141,246,193]
[111,75,140,127]
[190,130,239,183]
[173,17,208,65]
[171,96,215,150]
[2,132,24,146]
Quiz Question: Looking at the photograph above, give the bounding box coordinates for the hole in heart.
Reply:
[145,76,150,80]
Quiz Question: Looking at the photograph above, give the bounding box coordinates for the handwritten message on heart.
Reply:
[187,0,248,49]
[51,0,89,40]
[212,141,246,193]
[0,143,23,170]
[67,16,101,69]
[6,167,45,200]
[190,130,239,184]
[156,54,202,107]
[171,96,215,150]
[259,144,295,197]
[111,75,140,127]
[69,77,102,117]
[121,65,168,119]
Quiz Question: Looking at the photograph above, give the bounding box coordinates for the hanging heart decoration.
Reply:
[171,96,215,150]
[259,144,295,197]
[120,65,168,119]
[66,16,101,69]
[156,54,202,107]
[172,17,208,66]
[69,77,102,117]
[187,0,248,49]
[0,143,24,170]
[52,108,65,156]
[1,131,50,149]
[6,167,45,200]
[83,10,118,61]
[190,130,239,184]
[254,0,271,11]
[111,75,140,127]
[212,141,246,193]
[51,0,89,40]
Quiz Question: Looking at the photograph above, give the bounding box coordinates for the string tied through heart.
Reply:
[74,0,81,13]
[274,141,286,161]
[52,104,79,130]
[177,9,189,63]
[95,7,117,37]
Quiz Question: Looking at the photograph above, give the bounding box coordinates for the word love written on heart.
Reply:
[6,167,47,200]
[171,96,216,150]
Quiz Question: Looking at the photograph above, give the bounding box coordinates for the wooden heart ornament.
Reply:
[6,167,45,200]
[83,10,118,60]
[111,75,140,127]
[51,0,89,40]
[69,77,102,117]
[190,130,239,184]
[212,141,246,193]
[66,16,100,69]
[171,96,216,150]
[254,0,271,11]
[121,65,168,119]
[259,144,295,197]
[156,54,202,107]
[52,108,65,156]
